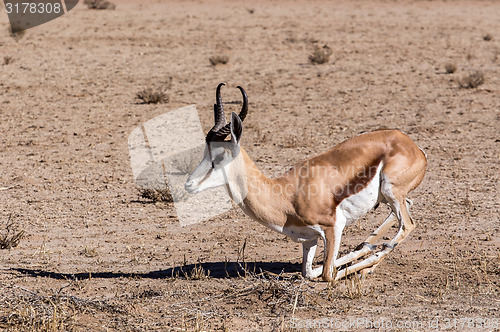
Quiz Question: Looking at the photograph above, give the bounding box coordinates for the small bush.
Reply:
[136,88,169,104]
[0,285,122,330]
[3,56,13,66]
[183,263,210,280]
[80,246,99,258]
[84,0,116,9]
[209,55,229,66]
[0,215,25,250]
[483,34,493,41]
[458,71,485,89]
[444,63,457,74]
[138,187,173,203]
[309,44,332,64]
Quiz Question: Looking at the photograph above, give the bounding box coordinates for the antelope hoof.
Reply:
[322,273,333,282]
[382,242,397,250]
[355,242,377,251]
[360,265,377,276]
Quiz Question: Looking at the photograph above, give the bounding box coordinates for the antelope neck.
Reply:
[231,148,293,228]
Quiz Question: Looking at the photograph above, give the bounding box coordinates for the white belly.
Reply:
[266,223,324,243]
[283,224,324,243]
[337,163,383,225]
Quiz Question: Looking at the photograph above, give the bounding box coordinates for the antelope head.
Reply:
[185,83,248,196]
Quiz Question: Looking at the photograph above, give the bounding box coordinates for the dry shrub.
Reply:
[309,44,332,64]
[0,284,122,331]
[136,88,169,104]
[183,263,211,281]
[483,33,493,41]
[444,63,457,74]
[138,187,173,203]
[458,71,485,89]
[84,0,116,10]
[0,215,25,250]
[342,273,367,299]
[80,246,99,258]
[132,286,163,299]
[3,56,14,66]
[209,55,229,66]
[136,154,196,203]
[250,272,306,309]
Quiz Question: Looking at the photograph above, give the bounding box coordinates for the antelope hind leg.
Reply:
[335,199,415,280]
[334,212,397,268]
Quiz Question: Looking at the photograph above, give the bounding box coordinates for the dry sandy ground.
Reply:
[0,0,499,330]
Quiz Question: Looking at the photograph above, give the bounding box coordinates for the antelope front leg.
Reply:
[322,224,344,282]
[301,239,323,279]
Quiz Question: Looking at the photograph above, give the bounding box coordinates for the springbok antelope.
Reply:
[185,83,427,281]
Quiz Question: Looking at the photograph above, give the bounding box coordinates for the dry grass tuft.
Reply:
[130,286,164,299]
[179,256,211,280]
[461,190,476,216]
[0,214,25,250]
[83,0,116,10]
[0,283,123,331]
[186,263,211,280]
[483,33,493,41]
[444,63,457,74]
[171,153,199,175]
[136,87,169,104]
[247,271,308,311]
[458,71,485,89]
[165,265,310,327]
[442,237,499,299]
[209,55,229,66]
[136,154,196,203]
[80,246,99,258]
[138,187,173,203]
[343,273,367,299]
[309,44,332,64]
[3,56,14,66]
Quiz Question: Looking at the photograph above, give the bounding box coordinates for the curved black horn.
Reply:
[236,85,248,122]
[214,82,227,129]
[206,83,227,142]
[208,85,249,142]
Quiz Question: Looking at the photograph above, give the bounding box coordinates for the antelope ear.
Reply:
[230,112,243,145]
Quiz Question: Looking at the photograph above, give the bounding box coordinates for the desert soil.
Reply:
[0,0,499,331]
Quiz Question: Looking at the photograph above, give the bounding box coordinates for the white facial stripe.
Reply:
[185,142,240,194]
